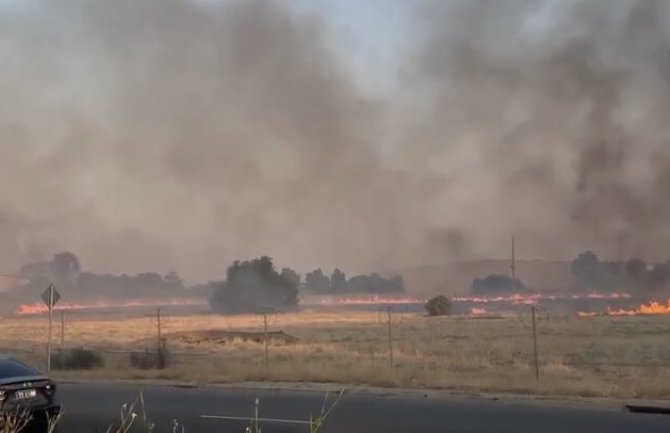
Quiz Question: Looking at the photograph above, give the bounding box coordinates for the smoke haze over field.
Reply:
[1,0,670,281]
[0,0,437,278]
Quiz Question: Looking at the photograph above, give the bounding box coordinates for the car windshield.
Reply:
[0,358,38,379]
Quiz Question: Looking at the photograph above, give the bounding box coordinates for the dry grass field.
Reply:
[2,309,670,400]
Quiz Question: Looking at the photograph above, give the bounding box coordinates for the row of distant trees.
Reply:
[17,252,404,315]
[18,252,187,302]
[208,259,405,314]
[471,274,527,296]
[26,249,663,316]
[470,250,670,296]
[571,251,670,293]
[302,268,405,294]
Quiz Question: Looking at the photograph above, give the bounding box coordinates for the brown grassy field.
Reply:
[2,310,670,400]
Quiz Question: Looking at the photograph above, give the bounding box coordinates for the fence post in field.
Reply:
[519,305,547,381]
[386,307,394,372]
[60,310,65,349]
[156,308,165,369]
[257,308,275,368]
[531,306,539,380]
[263,311,269,368]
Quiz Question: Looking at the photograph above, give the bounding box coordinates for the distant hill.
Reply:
[396,259,572,296]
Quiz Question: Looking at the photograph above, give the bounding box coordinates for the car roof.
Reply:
[0,356,40,379]
[0,355,21,362]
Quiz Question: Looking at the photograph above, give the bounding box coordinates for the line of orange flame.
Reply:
[578,298,670,317]
[16,299,206,316]
[301,295,427,306]
[452,292,631,304]
[16,292,644,317]
[303,292,633,308]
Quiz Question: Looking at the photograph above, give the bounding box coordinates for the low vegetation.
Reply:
[51,347,104,370]
[0,407,60,433]
[130,341,170,370]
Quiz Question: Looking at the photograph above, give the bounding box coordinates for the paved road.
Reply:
[56,383,669,433]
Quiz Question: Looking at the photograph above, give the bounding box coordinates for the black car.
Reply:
[0,356,60,427]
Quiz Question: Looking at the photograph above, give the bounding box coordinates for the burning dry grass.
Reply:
[3,310,670,399]
[579,298,670,317]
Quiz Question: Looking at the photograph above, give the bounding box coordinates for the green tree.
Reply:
[50,252,81,280]
[625,258,647,281]
[281,268,301,289]
[305,269,330,292]
[209,256,299,314]
[330,268,347,291]
[571,250,600,283]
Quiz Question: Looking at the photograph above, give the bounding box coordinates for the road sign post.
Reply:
[41,284,61,373]
[531,306,539,380]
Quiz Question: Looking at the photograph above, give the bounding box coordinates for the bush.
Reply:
[425,296,452,316]
[51,347,104,370]
[130,340,170,369]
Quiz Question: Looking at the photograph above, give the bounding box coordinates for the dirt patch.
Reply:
[166,329,299,345]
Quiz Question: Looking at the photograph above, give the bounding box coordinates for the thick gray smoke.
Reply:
[1,0,669,283]
[412,0,670,262]
[0,0,447,280]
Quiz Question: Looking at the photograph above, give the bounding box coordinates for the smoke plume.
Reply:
[1,0,669,283]
[411,0,670,262]
[0,0,447,279]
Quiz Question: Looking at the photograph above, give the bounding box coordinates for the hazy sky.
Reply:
[283,0,412,95]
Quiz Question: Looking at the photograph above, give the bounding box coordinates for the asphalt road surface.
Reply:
[56,382,669,433]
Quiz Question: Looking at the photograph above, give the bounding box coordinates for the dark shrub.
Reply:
[130,340,170,369]
[425,296,453,316]
[51,347,104,370]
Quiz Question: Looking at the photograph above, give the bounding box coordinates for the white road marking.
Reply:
[200,415,311,425]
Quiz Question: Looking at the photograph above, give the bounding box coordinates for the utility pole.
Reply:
[510,235,516,282]
[510,235,519,293]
